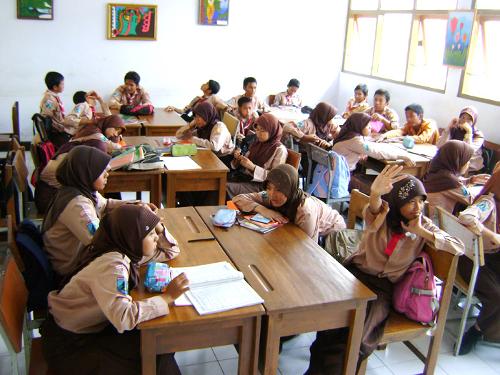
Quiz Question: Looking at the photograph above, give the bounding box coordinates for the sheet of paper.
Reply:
[161,156,201,170]
[171,262,243,288]
[174,294,192,306]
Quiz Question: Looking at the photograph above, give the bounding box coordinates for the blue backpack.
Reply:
[15,220,54,311]
[307,151,350,199]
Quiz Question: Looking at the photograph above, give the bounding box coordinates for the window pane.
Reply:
[476,0,500,9]
[344,16,377,75]
[416,0,457,10]
[373,13,413,81]
[407,18,448,89]
[350,0,378,10]
[380,0,413,10]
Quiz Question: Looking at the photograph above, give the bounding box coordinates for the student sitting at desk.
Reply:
[175,101,234,163]
[227,113,287,198]
[423,140,489,218]
[456,163,500,354]
[342,83,370,119]
[273,78,302,108]
[306,167,464,375]
[363,89,399,132]
[228,76,269,114]
[233,96,259,150]
[331,113,414,172]
[437,106,484,172]
[165,79,228,116]
[382,104,439,145]
[233,164,346,242]
[67,90,111,125]
[109,71,153,110]
[41,205,188,375]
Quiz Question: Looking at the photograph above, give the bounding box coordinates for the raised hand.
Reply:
[370,165,406,197]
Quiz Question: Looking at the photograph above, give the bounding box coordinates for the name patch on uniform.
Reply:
[45,100,54,110]
[116,276,129,295]
[87,221,99,235]
[477,200,490,212]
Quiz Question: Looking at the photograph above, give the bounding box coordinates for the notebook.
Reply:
[237,215,283,234]
[161,156,201,170]
[171,262,263,315]
[109,146,145,170]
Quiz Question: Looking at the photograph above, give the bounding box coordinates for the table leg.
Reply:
[141,330,157,375]
[218,176,227,205]
[344,302,367,375]
[238,317,261,375]
[261,316,281,375]
[166,175,176,208]
[152,174,162,208]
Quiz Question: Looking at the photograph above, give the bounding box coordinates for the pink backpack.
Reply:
[393,252,439,324]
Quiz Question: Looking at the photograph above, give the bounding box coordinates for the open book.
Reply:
[109,146,144,170]
[171,262,263,315]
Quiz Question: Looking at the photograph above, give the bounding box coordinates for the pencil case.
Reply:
[172,144,197,156]
[403,136,415,149]
[212,209,237,228]
[144,262,172,293]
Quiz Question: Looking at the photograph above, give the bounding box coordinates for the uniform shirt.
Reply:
[283,118,337,141]
[386,119,439,145]
[233,192,346,242]
[364,106,400,131]
[109,85,152,108]
[437,128,485,172]
[184,94,228,112]
[176,121,235,156]
[273,91,302,108]
[40,90,79,135]
[228,94,269,114]
[427,186,474,219]
[48,252,168,334]
[231,144,288,182]
[343,99,370,118]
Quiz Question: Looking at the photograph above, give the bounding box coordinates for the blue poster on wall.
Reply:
[443,11,475,68]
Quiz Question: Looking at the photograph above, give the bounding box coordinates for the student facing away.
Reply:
[342,83,370,119]
[109,71,152,110]
[273,78,303,108]
[305,167,464,375]
[165,79,228,115]
[41,204,189,375]
[233,164,346,242]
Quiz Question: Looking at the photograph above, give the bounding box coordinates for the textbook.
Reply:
[237,215,282,234]
[171,262,263,315]
[109,146,145,170]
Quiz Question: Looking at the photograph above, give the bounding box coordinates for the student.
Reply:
[273,79,302,108]
[42,146,170,278]
[457,162,500,354]
[228,77,269,114]
[331,112,414,172]
[383,104,439,144]
[175,101,234,163]
[363,89,399,131]
[227,114,287,197]
[233,96,259,147]
[283,102,338,148]
[342,83,370,119]
[437,106,485,172]
[233,164,346,242]
[109,71,152,110]
[165,79,228,115]
[41,205,188,375]
[305,167,464,375]
[67,90,111,125]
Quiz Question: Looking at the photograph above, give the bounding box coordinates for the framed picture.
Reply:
[443,11,475,68]
[199,0,229,26]
[107,3,157,40]
[17,0,53,20]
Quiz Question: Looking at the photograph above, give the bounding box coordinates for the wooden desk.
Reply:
[132,207,264,375]
[139,109,187,136]
[195,206,376,375]
[269,107,308,124]
[109,109,144,136]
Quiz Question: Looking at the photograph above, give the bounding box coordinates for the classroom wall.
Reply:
[0,0,349,141]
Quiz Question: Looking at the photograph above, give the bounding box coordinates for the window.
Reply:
[416,0,457,10]
[344,16,377,75]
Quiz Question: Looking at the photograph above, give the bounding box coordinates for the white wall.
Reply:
[0,0,348,141]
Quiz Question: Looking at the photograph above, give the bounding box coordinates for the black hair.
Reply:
[207,80,220,95]
[124,71,140,85]
[243,77,257,88]
[405,103,424,117]
[237,96,253,107]
[374,89,390,103]
[72,91,87,105]
[354,84,368,97]
[45,71,64,90]
[287,79,300,88]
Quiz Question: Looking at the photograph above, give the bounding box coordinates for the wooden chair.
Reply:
[12,101,20,140]
[222,111,239,143]
[435,206,484,355]
[285,148,301,170]
[346,189,368,230]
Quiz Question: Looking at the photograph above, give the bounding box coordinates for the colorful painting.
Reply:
[443,11,475,68]
[107,4,157,40]
[199,0,229,26]
[17,0,53,20]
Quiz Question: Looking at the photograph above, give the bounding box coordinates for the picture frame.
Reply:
[443,11,475,68]
[199,0,229,26]
[107,3,157,41]
[17,0,53,20]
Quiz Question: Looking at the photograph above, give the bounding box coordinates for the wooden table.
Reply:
[139,109,187,136]
[132,207,264,375]
[195,206,376,375]
[269,107,309,124]
[109,109,144,136]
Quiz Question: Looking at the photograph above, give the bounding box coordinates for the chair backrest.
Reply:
[268,94,276,106]
[435,206,484,266]
[32,113,50,142]
[222,111,239,137]
[306,143,333,189]
[0,251,29,354]
[30,134,42,169]
[7,215,25,272]
[12,150,29,194]
[286,148,301,170]
[12,101,20,139]
[347,189,369,229]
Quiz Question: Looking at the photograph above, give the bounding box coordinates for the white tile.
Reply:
[180,361,223,375]
[212,345,239,361]
[386,359,447,375]
[367,354,385,370]
[409,332,454,355]
[438,352,499,375]
[175,348,216,366]
[374,342,420,365]
[366,366,394,375]
[0,337,8,355]
[219,358,238,375]
[281,333,315,351]
[278,347,310,375]
[474,344,500,374]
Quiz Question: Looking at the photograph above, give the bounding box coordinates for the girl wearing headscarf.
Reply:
[305,166,464,375]
[41,205,189,375]
[226,114,288,197]
[42,146,177,278]
[233,164,346,242]
[175,101,234,160]
[456,162,500,354]
[332,112,414,171]
[437,106,485,172]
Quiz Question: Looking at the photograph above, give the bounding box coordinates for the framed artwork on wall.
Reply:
[199,0,229,26]
[443,11,475,68]
[17,0,53,20]
[107,3,157,40]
